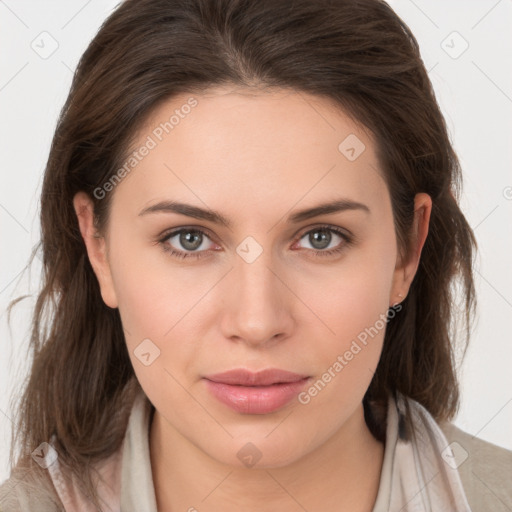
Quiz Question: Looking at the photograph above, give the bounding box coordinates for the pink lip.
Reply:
[203,369,311,414]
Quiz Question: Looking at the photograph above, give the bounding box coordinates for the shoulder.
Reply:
[440,421,512,512]
[0,447,123,512]
[0,467,63,512]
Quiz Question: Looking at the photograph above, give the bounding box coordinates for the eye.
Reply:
[158,228,219,260]
[294,225,353,257]
[157,224,354,261]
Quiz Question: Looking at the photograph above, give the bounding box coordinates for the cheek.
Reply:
[295,280,389,423]
[107,238,219,378]
[111,259,202,407]
[310,240,395,338]
[297,233,396,389]
[108,229,194,335]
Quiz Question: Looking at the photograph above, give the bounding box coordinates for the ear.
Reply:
[73,191,118,309]
[389,192,432,306]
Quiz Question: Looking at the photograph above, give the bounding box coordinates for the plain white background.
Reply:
[1,0,511,482]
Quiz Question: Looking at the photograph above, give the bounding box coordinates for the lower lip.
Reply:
[203,378,310,414]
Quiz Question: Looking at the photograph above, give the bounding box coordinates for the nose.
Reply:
[219,249,295,349]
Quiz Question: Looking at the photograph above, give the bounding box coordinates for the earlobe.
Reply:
[389,193,432,306]
[73,192,118,309]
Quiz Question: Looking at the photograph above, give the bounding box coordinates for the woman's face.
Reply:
[76,85,430,467]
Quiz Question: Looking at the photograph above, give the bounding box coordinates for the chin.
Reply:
[205,434,310,470]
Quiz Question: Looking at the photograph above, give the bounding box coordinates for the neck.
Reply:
[149,403,385,512]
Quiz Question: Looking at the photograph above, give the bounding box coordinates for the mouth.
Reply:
[202,369,311,414]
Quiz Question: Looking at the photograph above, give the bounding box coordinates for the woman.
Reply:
[1,0,511,511]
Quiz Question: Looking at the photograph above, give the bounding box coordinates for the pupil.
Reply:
[310,229,331,249]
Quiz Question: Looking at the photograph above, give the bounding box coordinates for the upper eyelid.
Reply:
[160,225,218,244]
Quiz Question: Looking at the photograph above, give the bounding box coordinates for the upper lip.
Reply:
[203,369,309,386]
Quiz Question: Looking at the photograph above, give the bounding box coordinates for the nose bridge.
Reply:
[221,240,292,345]
[234,233,277,294]
[237,249,275,301]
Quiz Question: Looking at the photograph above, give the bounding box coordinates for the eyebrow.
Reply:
[138,198,370,228]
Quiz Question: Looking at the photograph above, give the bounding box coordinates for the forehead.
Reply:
[110,86,388,221]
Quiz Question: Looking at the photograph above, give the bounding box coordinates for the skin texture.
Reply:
[74,86,431,511]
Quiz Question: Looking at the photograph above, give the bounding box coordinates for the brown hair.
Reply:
[4,0,476,509]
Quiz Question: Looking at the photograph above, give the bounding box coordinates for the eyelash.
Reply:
[157,224,354,260]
